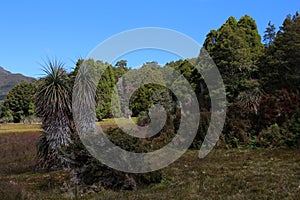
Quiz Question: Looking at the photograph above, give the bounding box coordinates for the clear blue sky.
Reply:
[0,0,299,78]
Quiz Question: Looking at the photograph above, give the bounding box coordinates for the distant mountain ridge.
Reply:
[0,66,35,101]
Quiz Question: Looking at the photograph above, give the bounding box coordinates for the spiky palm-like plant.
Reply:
[237,87,263,114]
[35,60,73,169]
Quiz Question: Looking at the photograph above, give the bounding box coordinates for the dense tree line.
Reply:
[203,13,300,147]
[0,12,299,149]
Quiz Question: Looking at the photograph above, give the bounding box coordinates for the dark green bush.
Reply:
[257,112,300,148]
[281,111,300,147]
[61,128,162,191]
[105,127,148,153]
[137,111,151,127]
[136,110,177,151]
[257,123,283,147]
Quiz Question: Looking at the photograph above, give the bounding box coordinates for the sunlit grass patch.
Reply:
[97,117,138,125]
[97,117,138,131]
[0,123,42,134]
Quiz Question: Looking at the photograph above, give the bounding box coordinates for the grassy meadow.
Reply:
[0,122,299,199]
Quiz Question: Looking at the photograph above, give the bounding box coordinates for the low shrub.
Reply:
[257,113,300,148]
[257,123,283,147]
[60,128,162,192]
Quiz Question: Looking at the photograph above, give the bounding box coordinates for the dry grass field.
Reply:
[0,123,299,199]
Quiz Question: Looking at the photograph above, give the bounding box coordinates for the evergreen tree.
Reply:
[70,59,121,120]
[166,59,209,111]
[96,63,119,120]
[114,60,128,80]
[273,12,300,91]
[204,15,263,102]
[260,12,300,92]
[0,82,35,123]
[263,21,276,48]
[203,30,218,53]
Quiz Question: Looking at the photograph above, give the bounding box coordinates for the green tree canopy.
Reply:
[0,81,35,123]
[260,12,300,92]
[204,15,263,102]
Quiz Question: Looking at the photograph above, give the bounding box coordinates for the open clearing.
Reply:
[0,123,299,199]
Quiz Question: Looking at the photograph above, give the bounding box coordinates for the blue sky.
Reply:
[0,0,299,78]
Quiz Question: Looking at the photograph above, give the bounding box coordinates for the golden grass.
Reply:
[0,123,42,134]
[97,117,138,126]
[0,118,136,135]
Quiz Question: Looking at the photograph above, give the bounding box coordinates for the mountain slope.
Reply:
[0,66,35,101]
